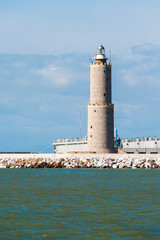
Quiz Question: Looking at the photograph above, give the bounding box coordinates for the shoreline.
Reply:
[0,153,160,169]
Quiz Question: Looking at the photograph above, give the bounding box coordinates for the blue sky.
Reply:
[0,0,160,152]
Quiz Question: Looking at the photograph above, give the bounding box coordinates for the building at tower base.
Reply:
[88,45,117,153]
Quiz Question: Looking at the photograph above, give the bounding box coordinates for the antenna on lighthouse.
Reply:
[109,49,111,63]
[79,104,82,138]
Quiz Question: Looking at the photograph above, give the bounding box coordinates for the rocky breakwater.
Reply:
[0,156,160,169]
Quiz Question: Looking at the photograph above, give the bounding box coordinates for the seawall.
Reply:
[0,153,160,169]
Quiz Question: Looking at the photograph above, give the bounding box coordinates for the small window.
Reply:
[90,135,92,137]
[90,126,92,128]
[94,110,96,112]
[104,70,106,73]
[104,93,106,97]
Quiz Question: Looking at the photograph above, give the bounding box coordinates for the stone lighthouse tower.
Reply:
[88,45,117,153]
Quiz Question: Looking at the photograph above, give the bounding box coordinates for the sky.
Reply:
[0,0,160,152]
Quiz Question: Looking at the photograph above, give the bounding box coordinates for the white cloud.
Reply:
[115,103,143,117]
[34,65,69,86]
[0,98,13,106]
[120,43,160,87]
[39,101,49,114]
[36,65,57,77]
[131,43,160,56]
[121,69,159,87]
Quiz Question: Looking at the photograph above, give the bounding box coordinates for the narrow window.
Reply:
[90,126,92,128]
[104,70,106,73]
[104,93,106,97]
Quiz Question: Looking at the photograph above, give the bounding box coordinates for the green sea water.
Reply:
[0,169,160,240]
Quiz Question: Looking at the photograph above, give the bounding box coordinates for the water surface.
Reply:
[0,169,160,239]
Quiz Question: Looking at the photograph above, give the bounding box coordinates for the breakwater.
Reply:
[0,153,160,169]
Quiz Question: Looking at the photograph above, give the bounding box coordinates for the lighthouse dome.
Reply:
[94,45,107,61]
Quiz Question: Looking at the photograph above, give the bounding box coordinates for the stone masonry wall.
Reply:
[90,62,112,104]
[88,104,114,153]
[88,61,116,153]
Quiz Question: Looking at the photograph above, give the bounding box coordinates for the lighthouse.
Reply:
[88,45,117,153]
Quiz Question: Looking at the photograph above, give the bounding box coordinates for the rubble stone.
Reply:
[0,155,160,169]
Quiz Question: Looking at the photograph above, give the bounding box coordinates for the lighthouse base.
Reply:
[88,104,116,153]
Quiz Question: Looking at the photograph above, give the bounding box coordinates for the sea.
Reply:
[0,169,160,240]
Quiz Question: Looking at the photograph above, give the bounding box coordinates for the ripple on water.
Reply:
[0,169,160,239]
